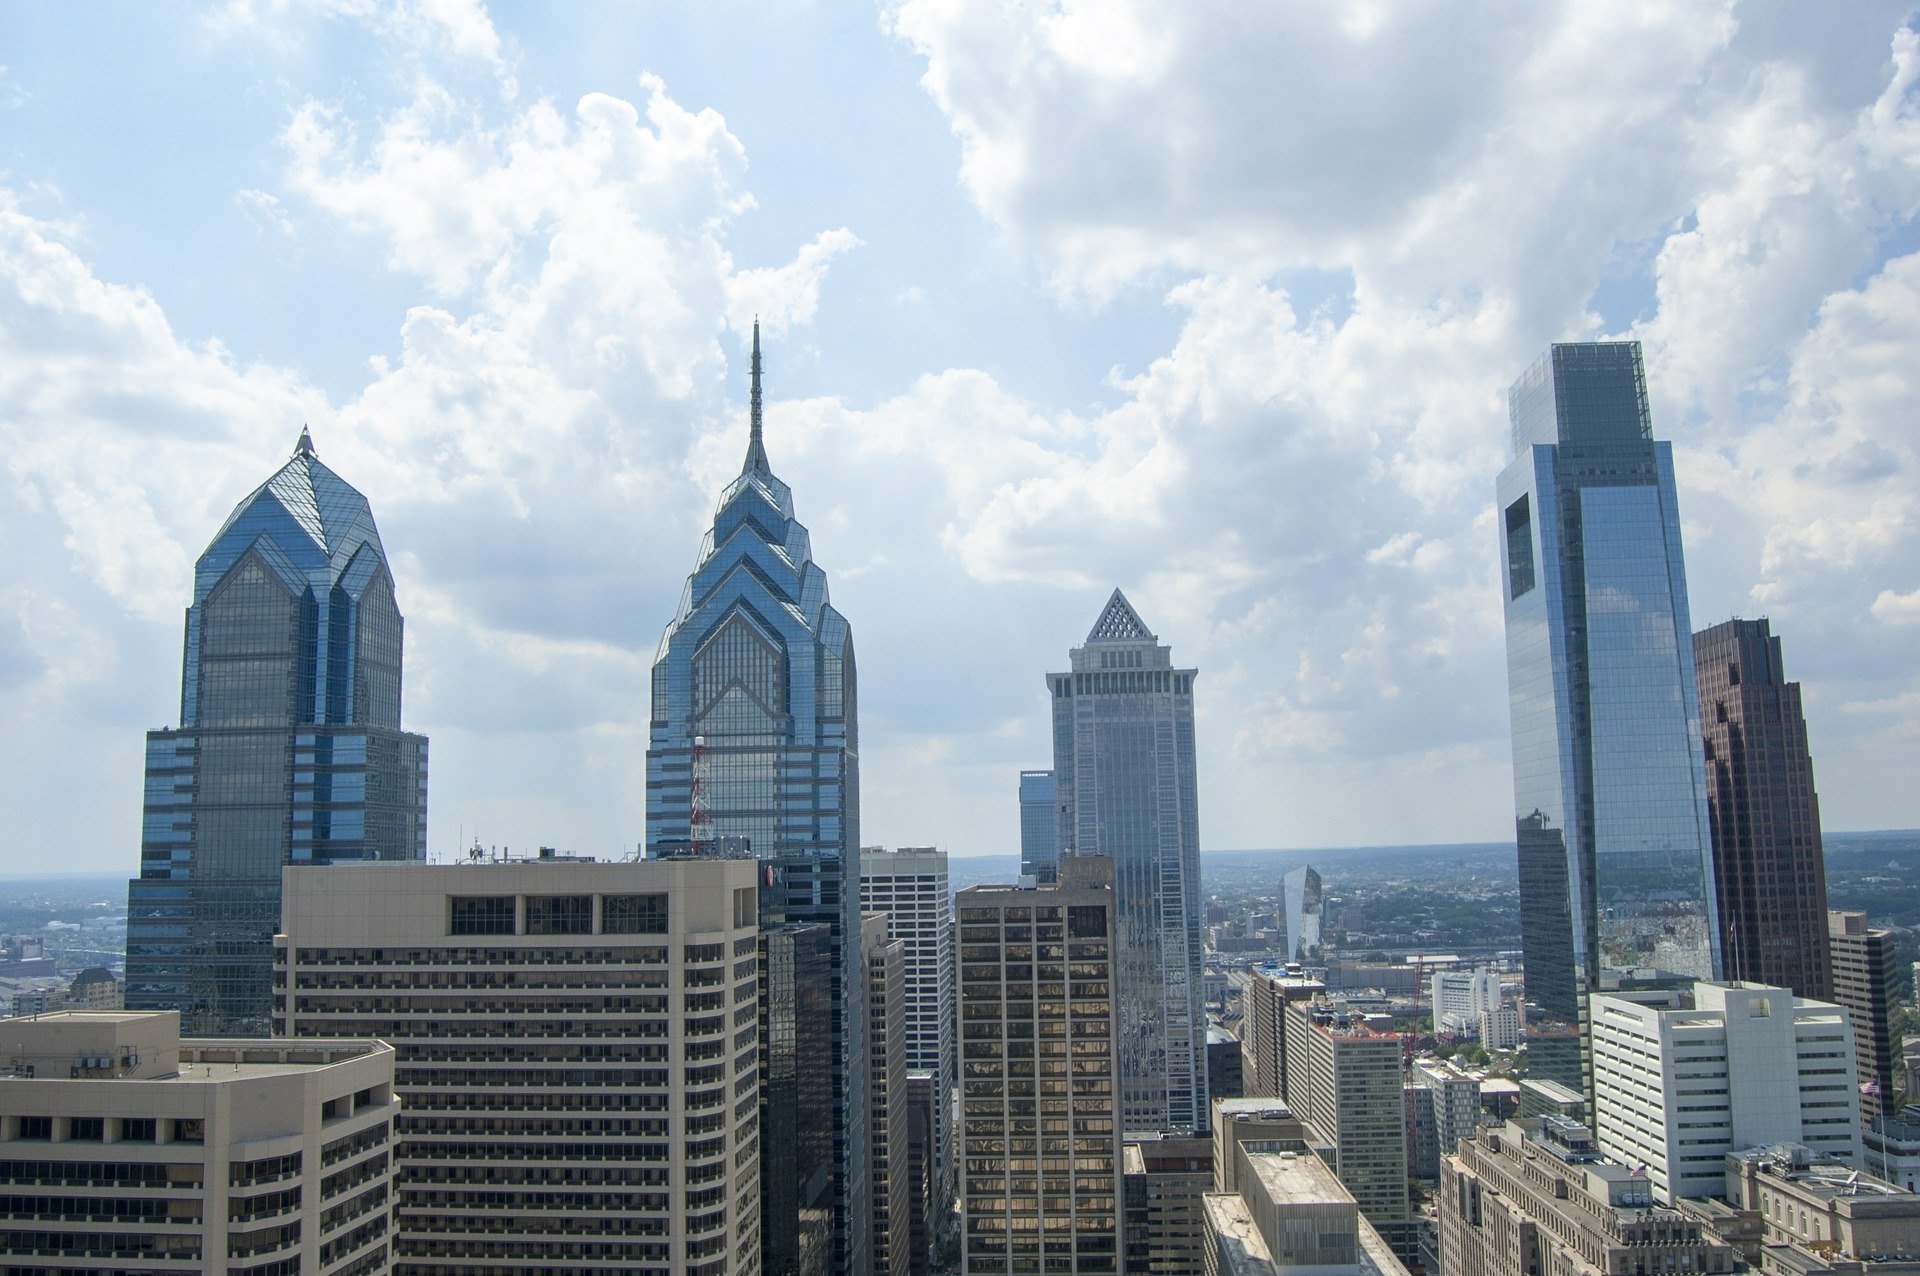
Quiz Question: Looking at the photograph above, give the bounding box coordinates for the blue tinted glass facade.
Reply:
[1048,590,1207,1135]
[1497,343,1719,1076]
[1018,769,1057,881]
[125,432,428,1036]
[647,330,868,1275]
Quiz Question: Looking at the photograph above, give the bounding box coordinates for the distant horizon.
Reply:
[13,826,1916,881]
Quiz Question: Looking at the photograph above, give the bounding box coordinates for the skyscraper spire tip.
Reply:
[743,319,769,474]
[295,425,315,459]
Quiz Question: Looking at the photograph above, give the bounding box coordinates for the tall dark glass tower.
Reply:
[125,430,428,1035]
[1694,618,1832,1001]
[1048,590,1207,1135]
[647,325,867,1274]
[1496,341,1720,1086]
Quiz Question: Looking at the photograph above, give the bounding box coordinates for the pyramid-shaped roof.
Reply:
[1086,588,1155,643]
[198,430,385,600]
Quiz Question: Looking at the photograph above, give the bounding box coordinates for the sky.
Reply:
[3,1,1919,872]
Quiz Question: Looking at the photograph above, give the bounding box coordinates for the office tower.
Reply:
[1497,342,1719,1085]
[1412,1058,1483,1161]
[1695,618,1833,1000]
[1123,1134,1213,1276]
[1210,1100,1313,1195]
[1405,1082,1439,1179]
[860,846,958,1239]
[1202,1136,1411,1276]
[1239,968,1324,1103]
[1283,997,1412,1256]
[1831,911,1904,1120]
[1589,981,1861,1202]
[1019,770,1059,882]
[957,856,1123,1275]
[1713,1144,1920,1271]
[764,922,837,1276]
[1206,1026,1243,1101]
[126,431,428,1037]
[867,914,913,1276]
[1439,1116,1734,1276]
[1050,588,1206,1135]
[1280,866,1322,962]
[1430,968,1503,1035]
[1478,1001,1521,1050]
[647,323,868,1273]
[904,1072,938,1276]
[0,1010,397,1274]
[277,859,761,1274]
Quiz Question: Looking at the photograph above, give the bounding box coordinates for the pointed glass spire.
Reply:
[1087,588,1155,642]
[742,319,769,474]
[295,425,315,459]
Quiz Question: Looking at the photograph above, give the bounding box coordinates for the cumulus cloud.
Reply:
[877,0,1920,839]
[6,1,1920,869]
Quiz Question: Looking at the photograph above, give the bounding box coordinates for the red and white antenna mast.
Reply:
[689,734,714,857]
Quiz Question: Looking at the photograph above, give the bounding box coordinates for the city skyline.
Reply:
[4,5,1920,872]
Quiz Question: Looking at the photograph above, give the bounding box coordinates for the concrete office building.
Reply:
[1203,1140,1409,1276]
[1430,969,1502,1036]
[860,846,958,1243]
[1479,1001,1522,1050]
[867,914,913,1276]
[1211,1100,1314,1196]
[1239,969,1324,1103]
[1706,1143,1920,1275]
[957,856,1123,1275]
[1832,912,1904,1121]
[764,922,836,1276]
[126,432,428,1036]
[1439,1116,1734,1276]
[1591,981,1862,1203]
[277,858,761,1274]
[1696,619,1833,1001]
[1285,998,1412,1258]
[1124,1134,1213,1276]
[1050,591,1208,1135]
[1412,1058,1483,1163]
[1868,1108,1920,1193]
[1019,771,1059,882]
[0,1009,397,1274]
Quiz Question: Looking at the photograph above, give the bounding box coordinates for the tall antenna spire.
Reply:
[742,318,769,473]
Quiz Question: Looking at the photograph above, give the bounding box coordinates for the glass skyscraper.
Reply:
[125,429,428,1035]
[647,326,867,1274]
[1017,768,1057,882]
[1048,590,1207,1135]
[1496,341,1719,1081]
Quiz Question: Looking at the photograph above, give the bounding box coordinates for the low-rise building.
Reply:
[1439,1116,1735,1276]
[0,1009,397,1274]
[1711,1143,1920,1276]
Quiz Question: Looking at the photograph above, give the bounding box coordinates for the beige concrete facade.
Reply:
[1439,1117,1734,1276]
[1285,998,1411,1257]
[957,855,1122,1275]
[1201,1141,1409,1276]
[277,858,760,1274]
[0,1009,397,1273]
